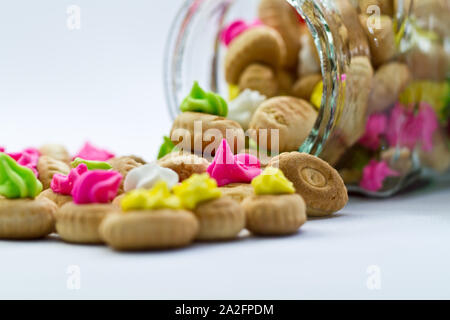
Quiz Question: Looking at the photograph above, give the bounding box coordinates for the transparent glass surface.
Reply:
[164,0,450,196]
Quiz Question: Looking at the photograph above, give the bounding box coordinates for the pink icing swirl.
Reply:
[71,170,122,204]
[0,147,4,152]
[207,139,262,187]
[51,163,89,196]
[360,160,399,192]
[6,147,40,177]
[74,142,115,161]
[359,113,388,151]
[221,19,262,47]
[386,103,439,152]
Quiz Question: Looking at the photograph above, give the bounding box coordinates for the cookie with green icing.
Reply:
[157,136,177,160]
[71,157,112,170]
[0,153,43,199]
[180,81,228,117]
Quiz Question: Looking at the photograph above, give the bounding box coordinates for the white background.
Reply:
[1,0,450,300]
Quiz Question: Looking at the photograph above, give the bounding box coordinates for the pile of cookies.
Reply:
[0,136,348,251]
[212,0,450,193]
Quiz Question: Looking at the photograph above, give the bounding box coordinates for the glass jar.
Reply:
[164,0,450,196]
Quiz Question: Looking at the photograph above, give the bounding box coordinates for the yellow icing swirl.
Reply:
[121,181,182,212]
[173,173,221,210]
[228,84,240,101]
[252,167,295,195]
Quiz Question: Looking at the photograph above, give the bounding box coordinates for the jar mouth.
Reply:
[164,0,344,155]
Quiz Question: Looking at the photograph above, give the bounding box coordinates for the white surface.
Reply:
[0,0,180,160]
[1,181,450,300]
[1,1,450,300]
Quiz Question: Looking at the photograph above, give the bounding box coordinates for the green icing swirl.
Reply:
[180,81,228,117]
[157,136,177,160]
[71,157,112,170]
[0,153,43,199]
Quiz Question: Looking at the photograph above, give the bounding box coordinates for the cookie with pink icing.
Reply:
[71,170,122,204]
[207,139,262,187]
[221,19,262,47]
[74,142,115,161]
[51,164,89,196]
[6,148,40,177]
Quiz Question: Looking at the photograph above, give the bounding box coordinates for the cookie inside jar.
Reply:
[164,0,450,196]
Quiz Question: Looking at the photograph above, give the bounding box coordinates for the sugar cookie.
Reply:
[359,0,394,16]
[193,197,245,241]
[269,152,348,217]
[249,97,317,153]
[39,144,71,165]
[0,197,56,239]
[37,189,72,208]
[368,62,411,113]
[158,152,210,181]
[238,64,278,98]
[225,26,286,84]
[100,210,199,251]
[219,183,254,203]
[292,73,322,100]
[335,0,371,58]
[127,155,147,165]
[170,112,246,155]
[55,202,119,244]
[108,156,141,194]
[359,14,395,67]
[277,70,294,96]
[242,194,306,235]
[258,0,302,68]
[37,156,71,190]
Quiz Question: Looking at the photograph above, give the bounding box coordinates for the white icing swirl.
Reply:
[124,163,179,192]
[227,89,266,130]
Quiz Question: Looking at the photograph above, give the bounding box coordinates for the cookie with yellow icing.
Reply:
[242,167,306,235]
[194,197,245,241]
[100,209,199,251]
[174,173,245,241]
[174,174,245,241]
[100,182,199,250]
